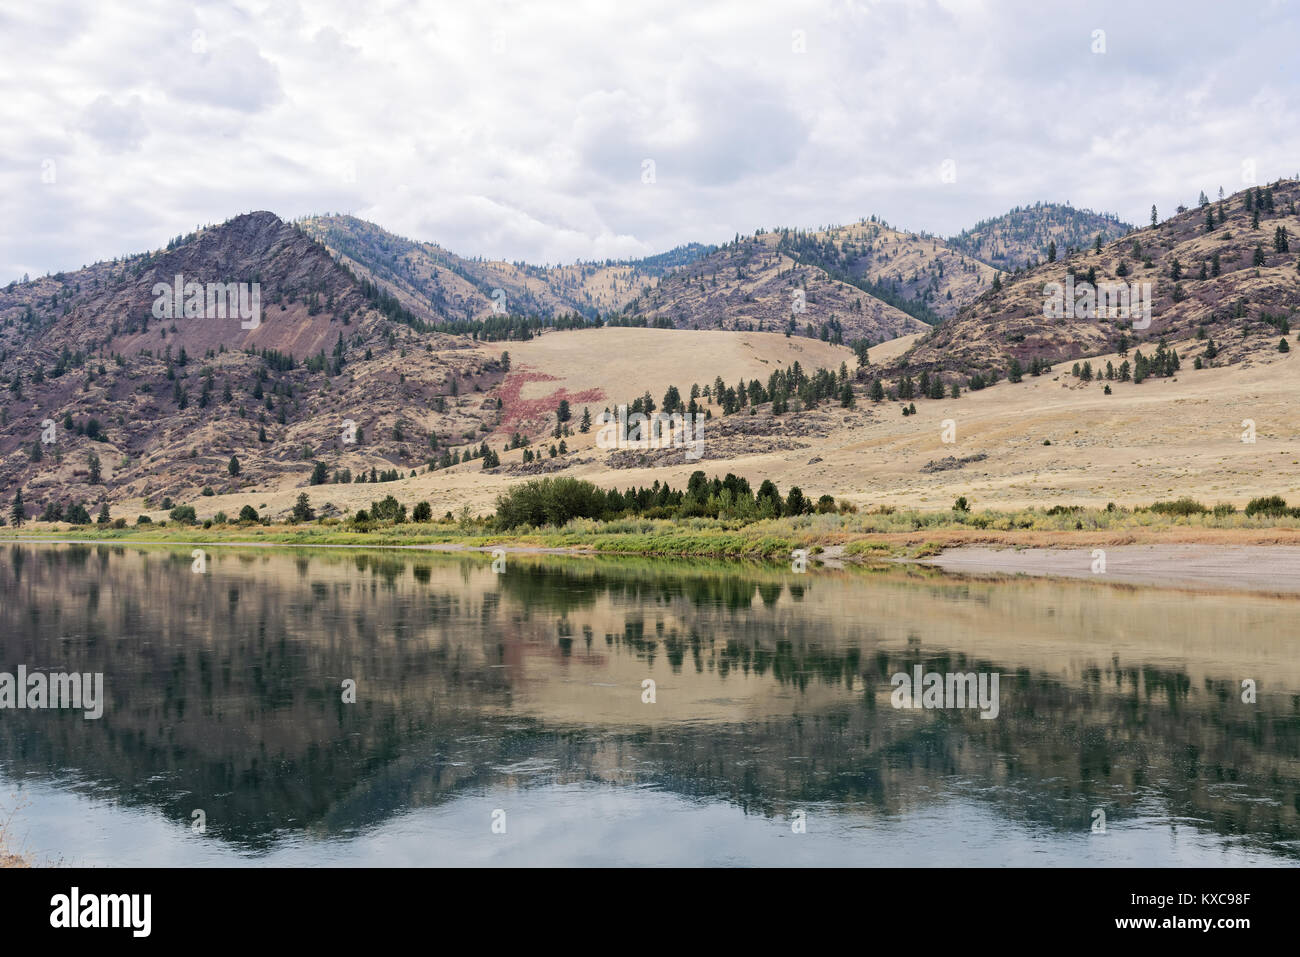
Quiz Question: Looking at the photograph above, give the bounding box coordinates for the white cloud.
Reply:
[2,0,1299,280]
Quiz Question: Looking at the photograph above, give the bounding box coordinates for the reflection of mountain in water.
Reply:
[0,544,1297,856]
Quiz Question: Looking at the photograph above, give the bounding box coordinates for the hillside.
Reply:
[0,212,506,508]
[302,214,1013,344]
[299,214,697,323]
[947,203,1132,272]
[4,185,1299,526]
[617,229,930,343]
[898,180,1300,378]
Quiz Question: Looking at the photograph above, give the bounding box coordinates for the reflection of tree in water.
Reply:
[0,545,1296,858]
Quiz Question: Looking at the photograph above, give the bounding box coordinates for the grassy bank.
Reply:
[8,503,1300,560]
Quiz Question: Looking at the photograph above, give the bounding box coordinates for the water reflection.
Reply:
[0,543,1297,864]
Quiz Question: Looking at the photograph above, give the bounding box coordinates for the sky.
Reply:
[2,0,1298,281]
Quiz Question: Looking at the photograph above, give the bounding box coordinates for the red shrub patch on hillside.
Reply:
[495,369,604,434]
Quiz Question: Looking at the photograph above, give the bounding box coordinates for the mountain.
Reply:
[895,180,1300,378]
[302,216,1001,345]
[0,212,504,508]
[947,203,1131,272]
[614,229,926,342]
[298,214,706,323]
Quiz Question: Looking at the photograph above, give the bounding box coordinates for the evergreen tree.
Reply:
[10,489,24,527]
[87,451,101,484]
[228,454,240,476]
[292,493,314,522]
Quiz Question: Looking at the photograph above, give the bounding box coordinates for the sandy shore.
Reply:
[921,544,1300,594]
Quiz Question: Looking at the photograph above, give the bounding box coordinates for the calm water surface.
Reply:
[1,543,1297,866]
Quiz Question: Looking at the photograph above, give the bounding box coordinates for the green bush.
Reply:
[169,504,198,524]
[1148,497,1208,516]
[495,477,609,528]
[1245,495,1289,517]
[238,505,259,523]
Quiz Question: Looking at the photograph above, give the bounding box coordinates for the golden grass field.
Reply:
[95,325,1299,523]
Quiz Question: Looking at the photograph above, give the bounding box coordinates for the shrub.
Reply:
[112,518,127,529]
[136,515,152,525]
[201,486,215,496]
[370,494,406,523]
[238,505,259,523]
[169,504,198,524]
[1148,497,1208,516]
[213,511,228,525]
[1245,495,1288,517]
[495,477,609,528]
[412,501,433,522]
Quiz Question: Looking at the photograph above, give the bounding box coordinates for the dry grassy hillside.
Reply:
[947,203,1131,272]
[108,323,1300,523]
[622,231,927,342]
[300,214,661,322]
[902,180,1300,377]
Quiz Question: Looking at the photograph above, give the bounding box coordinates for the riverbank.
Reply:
[920,543,1300,594]
[7,509,1300,566]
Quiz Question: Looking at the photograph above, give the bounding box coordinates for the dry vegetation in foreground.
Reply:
[0,798,32,868]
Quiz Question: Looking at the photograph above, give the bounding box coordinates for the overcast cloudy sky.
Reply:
[2,0,1297,281]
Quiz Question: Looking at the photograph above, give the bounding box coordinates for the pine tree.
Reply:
[10,489,24,527]
[1047,239,1057,263]
[292,493,314,522]
[87,451,101,484]
[1150,204,1158,227]
[228,455,240,476]
[579,407,592,433]
[869,379,885,402]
